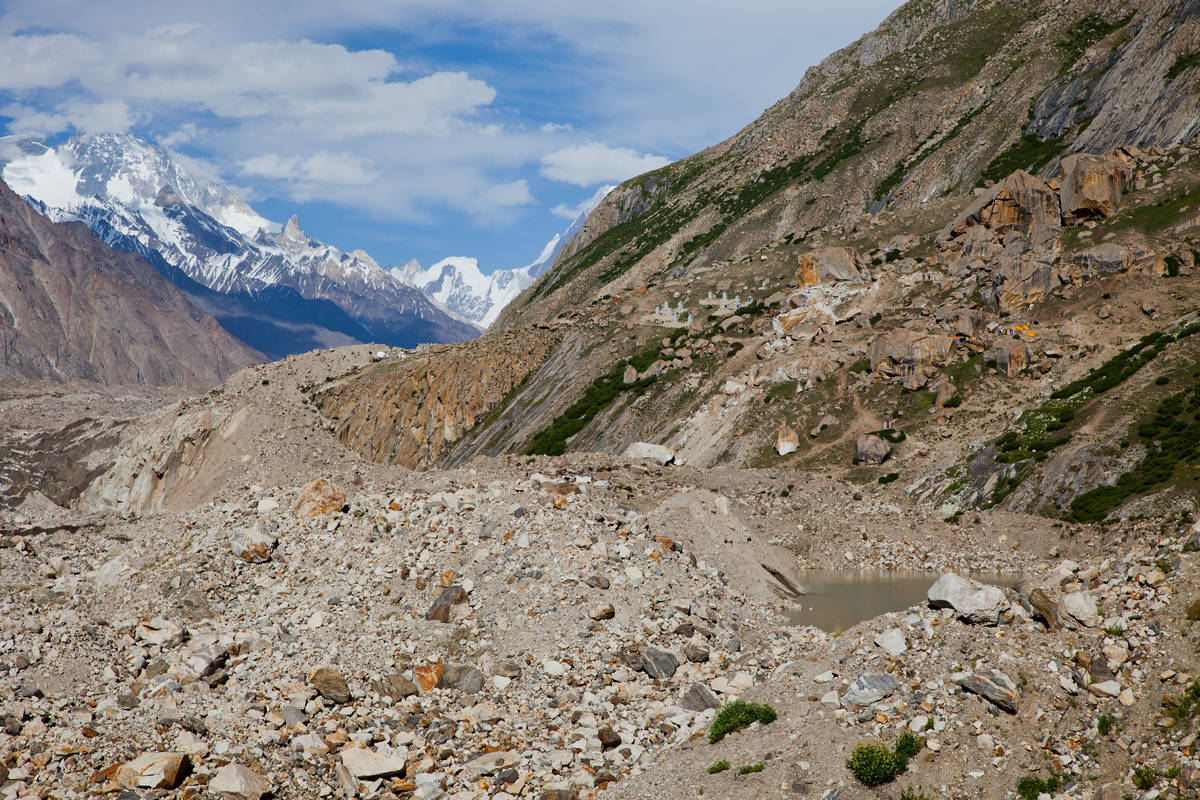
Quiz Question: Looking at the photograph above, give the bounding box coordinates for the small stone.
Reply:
[438,664,484,693]
[376,673,418,701]
[543,660,569,677]
[680,683,720,712]
[589,603,615,621]
[414,662,445,692]
[641,647,679,679]
[684,642,710,663]
[294,478,347,517]
[1088,680,1121,698]
[230,522,277,563]
[209,762,272,800]
[461,751,519,780]
[308,666,351,704]
[874,628,906,656]
[425,585,468,623]
[598,727,622,751]
[957,669,1018,714]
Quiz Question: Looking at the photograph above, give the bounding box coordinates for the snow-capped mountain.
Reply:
[0,133,479,358]
[392,185,612,327]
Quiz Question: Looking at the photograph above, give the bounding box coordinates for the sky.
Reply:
[0,0,900,272]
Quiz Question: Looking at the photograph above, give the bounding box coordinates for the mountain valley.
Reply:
[4,1,1200,799]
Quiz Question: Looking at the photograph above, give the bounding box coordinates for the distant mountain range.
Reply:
[0,133,605,357]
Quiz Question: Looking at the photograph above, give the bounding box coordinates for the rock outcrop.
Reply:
[795,247,871,285]
[1059,153,1128,223]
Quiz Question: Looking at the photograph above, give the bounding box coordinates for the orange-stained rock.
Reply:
[1059,153,1128,223]
[941,169,1060,240]
[775,425,799,456]
[113,752,190,790]
[414,662,445,692]
[294,479,346,517]
[868,329,957,377]
[795,246,870,286]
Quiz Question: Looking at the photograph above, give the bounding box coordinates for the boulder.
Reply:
[623,364,639,384]
[1062,591,1099,627]
[623,442,675,465]
[341,746,409,779]
[414,662,444,692]
[874,628,907,656]
[927,573,1007,625]
[941,169,1061,240]
[209,763,272,800]
[374,672,418,701]
[113,752,191,790]
[957,669,1018,714]
[1026,587,1060,629]
[461,751,520,780]
[230,521,277,563]
[1076,243,1133,274]
[841,673,900,707]
[985,338,1029,377]
[308,666,351,704]
[868,329,956,377]
[294,478,347,517]
[855,434,892,465]
[775,425,800,456]
[795,246,870,285]
[1059,153,1127,223]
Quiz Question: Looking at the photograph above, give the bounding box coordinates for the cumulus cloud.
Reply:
[539,142,668,187]
[482,179,534,208]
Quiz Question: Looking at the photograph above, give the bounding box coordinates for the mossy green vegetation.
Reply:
[1054,13,1132,72]
[979,129,1071,184]
[1167,50,1200,81]
[1163,679,1200,727]
[523,339,680,456]
[846,731,921,787]
[1016,773,1061,800]
[708,700,778,743]
[707,760,730,774]
[1067,360,1200,521]
[737,762,765,775]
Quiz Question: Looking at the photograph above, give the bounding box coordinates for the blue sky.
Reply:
[0,0,900,272]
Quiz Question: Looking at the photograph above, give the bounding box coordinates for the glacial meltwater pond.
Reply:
[783,570,1022,632]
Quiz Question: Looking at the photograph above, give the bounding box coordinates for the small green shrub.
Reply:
[1132,766,1159,790]
[707,760,730,774]
[708,700,778,743]
[1163,679,1200,726]
[737,762,764,775]
[894,731,922,765]
[1016,773,1061,800]
[871,428,907,443]
[1097,713,1115,736]
[846,742,904,787]
[899,790,933,800]
[878,472,900,485]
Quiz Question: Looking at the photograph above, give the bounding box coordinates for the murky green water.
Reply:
[783,570,1021,632]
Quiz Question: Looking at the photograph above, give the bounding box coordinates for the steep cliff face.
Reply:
[0,178,261,387]
[316,329,556,469]
[501,0,1200,328]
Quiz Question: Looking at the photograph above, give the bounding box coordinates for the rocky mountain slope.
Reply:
[0,177,260,387]
[2,134,480,358]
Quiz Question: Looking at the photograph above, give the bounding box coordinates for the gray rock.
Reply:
[874,628,906,656]
[622,442,675,465]
[927,573,1007,625]
[375,673,418,701]
[641,647,679,679]
[684,642,710,663]
[438,664,484,693]
[855,434,892,465]
[340,746,408,779]
[680,683,720,712]
[589,603,615,621]
[957,669,1018,714]
[841,673,899,707]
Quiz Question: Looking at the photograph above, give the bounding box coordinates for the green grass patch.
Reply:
[708,700,778,743]
[1132,766,1159,791]
[523,343,672,456]
[707,760,730,774]
[1100,185,1200,236]
[1016,773,1061,800]
[1166,50,1200,82]
[980,129,1071,184]
[1066,355,1200,522]
[1164,678,1200,727]
[1054,13,1132,71]
[846,731,920,788]
[737,762,765,775]
[878,472,900,485]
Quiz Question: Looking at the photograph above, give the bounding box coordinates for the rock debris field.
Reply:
[2,456,1200,800]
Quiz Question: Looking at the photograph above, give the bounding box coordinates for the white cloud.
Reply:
[540,142,668,187]
[540,122,573,133]
[482,179,534,208]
